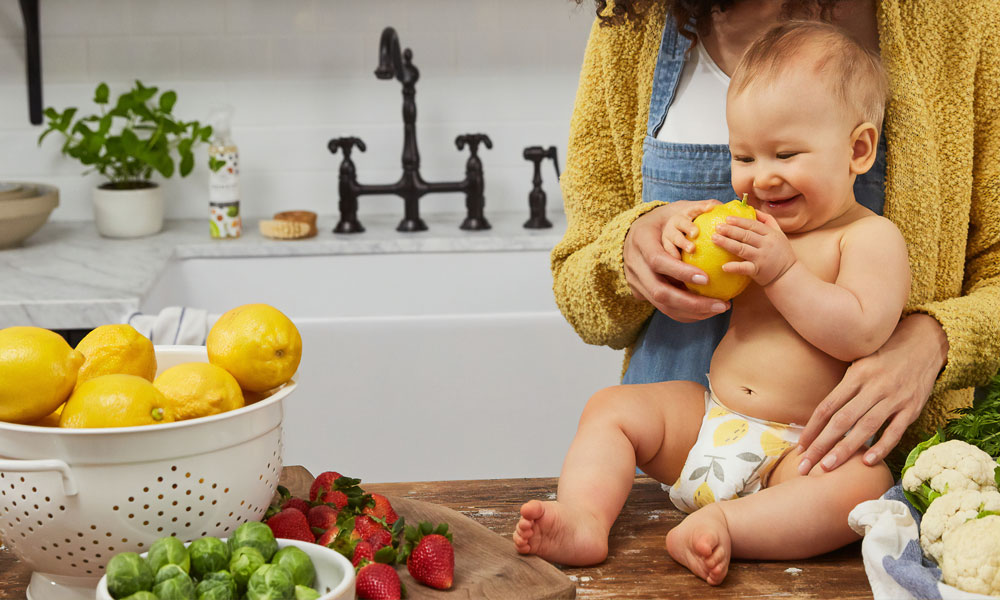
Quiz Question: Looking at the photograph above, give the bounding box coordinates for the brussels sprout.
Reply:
[148,535,191,574]
[151,563,195,600]
[120,592,159,600]
[228,521,278,562]
[246,563,296,600]
[189,537,231,579]
[194,570,238,600]
[106,552,154,599]
[229,546,266,593]
[295,585,322,600]
[271,546,316,587]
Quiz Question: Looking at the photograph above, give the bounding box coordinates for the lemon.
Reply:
[712,418,749,447]
[693,481,716,509]
[31,403,64,427]
[154,362,245,421]
[74,324,156,389]
[760,430,793,457]
[681,194,757,300]
[60,374,175,428]
[207,304,302,392]
[0,327,84,424]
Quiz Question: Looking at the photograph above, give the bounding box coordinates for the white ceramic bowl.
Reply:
[94,537,356,600]
[0,346,294,600]
[0,182,59,248]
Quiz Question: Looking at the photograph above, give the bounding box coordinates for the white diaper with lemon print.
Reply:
[667,389,803,514]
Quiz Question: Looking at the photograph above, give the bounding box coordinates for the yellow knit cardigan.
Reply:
[552,0,1000,438]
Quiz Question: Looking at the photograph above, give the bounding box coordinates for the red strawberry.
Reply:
[362,494,399,525]
[307,504,339,531]
[317,489,349,509]
[353,515,383,539]
[281,497,311,515]
[355,562,402,600]
[309,471,343,503]
[352,540,375,567]
[366,527,393,552]
[315,525,340,547]
[266,508,315,543]
[402,523,454,590]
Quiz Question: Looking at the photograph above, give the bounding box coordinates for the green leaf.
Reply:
[209,156,226,172]
[94,82,110,104]
[58,107,77,131]
[156,154,175,178]
[43,106,60,121]
[179,151,194,177]
[689,466,709,480]
[976,510,1000,520]
[903,481,942,514]
[373,546,397,564]
[158,90,177,113]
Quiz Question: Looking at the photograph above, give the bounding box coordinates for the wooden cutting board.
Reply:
[279,467,576,600]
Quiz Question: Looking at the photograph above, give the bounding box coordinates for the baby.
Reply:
[514,21,910,585]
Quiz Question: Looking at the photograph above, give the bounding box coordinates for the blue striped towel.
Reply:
[848,483,995,599]
[125,306,208,346]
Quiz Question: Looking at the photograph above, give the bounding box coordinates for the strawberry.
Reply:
[402,522,454,590]
[266,507,315,543]
[309,471,343,503]
[355,562,403,600]
[362,493,399,525]
[352,540,375,567]
[367,527,393,552]
[353,515,383,540]
[317,489,349,509]
[307,504,339,531]
[282,496,311,515]
[315,525,340,547]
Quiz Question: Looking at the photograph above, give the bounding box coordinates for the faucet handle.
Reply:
[328,136,367,158]
[455,133,493,157]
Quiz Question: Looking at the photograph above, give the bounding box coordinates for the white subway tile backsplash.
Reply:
[0,0,593,222]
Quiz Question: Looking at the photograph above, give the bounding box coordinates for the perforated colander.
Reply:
[0,346,293,600]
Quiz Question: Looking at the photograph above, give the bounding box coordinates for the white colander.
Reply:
[0,345,293,600]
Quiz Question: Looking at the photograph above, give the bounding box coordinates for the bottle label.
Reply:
[209,147,241,238]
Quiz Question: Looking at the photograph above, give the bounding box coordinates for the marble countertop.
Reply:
[0,211,566,329]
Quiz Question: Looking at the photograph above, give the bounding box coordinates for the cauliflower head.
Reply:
[920,488,1000,564]
[941,514,1000,595]
[902,439,998,512]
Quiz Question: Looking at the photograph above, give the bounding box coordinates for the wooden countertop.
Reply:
[0,469,874,599]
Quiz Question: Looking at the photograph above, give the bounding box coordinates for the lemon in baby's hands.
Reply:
[60,374,175,428]
[0,326,84,424]
[207,303,302,392]
[74,324,156,388]
[154,362,244,421]
[681,194,757,301]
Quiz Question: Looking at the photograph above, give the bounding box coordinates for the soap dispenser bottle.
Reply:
[208,105,241,239]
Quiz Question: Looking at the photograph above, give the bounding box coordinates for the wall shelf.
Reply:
[19,0,42,125]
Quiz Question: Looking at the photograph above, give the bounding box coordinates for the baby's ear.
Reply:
[849,123,879,175]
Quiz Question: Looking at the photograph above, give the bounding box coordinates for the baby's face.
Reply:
[727,70,859,234]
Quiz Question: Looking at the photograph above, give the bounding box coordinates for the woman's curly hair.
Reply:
[580,0,843,42]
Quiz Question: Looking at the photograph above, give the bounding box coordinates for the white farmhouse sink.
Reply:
[141,250,623,483]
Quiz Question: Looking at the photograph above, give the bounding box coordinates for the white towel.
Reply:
[125,306,209,346]
[848,484,996,600]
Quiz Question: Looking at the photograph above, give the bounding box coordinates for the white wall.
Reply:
[0,0,594,222]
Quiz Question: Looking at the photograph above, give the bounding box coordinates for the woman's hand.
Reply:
[795,313,950,474]
[623,200,731,323]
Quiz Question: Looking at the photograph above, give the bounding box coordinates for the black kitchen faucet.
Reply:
[328,27,493,233]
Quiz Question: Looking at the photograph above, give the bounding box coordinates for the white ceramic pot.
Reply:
[92,183,163,238]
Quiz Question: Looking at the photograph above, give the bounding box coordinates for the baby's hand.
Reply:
[660,200,721,257]
[712,211,796,286]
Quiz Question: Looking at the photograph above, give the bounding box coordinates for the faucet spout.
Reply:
[376,27,418,85]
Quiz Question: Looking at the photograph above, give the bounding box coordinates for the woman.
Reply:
[554,0,999,473]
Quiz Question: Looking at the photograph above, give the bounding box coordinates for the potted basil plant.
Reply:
[38,80,219,238]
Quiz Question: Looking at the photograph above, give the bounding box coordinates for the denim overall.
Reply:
[623,18,887,386]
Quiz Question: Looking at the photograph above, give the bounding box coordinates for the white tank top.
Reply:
[656,40,730,145]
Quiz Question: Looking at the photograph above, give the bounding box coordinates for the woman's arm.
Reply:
[552,17,725,348]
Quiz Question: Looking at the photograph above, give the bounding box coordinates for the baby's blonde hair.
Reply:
[729,21,888,131]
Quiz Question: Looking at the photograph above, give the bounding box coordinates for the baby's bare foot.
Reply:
[665,504,732,585]
[513,500,608,566]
